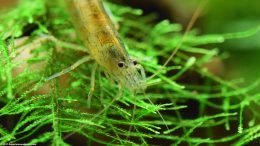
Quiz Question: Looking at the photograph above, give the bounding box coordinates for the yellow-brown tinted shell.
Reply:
[67,0,146,91]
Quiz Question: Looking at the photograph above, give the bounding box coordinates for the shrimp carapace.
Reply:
[67,0,146,92]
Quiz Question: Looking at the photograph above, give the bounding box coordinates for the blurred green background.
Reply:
[203,0,260,93]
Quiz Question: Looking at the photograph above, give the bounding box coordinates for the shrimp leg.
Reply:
[45,56,92,81]
[13,35,88,54]
[64,83,123,140]
[41,35,89,53]
[126,96,137,140]
[88,62,98,108]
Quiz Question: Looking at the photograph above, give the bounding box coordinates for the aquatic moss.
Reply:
[0,0,259,145]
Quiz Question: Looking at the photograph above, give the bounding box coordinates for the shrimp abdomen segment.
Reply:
[67,0,128,66]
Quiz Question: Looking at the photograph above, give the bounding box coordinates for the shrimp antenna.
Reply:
[126,90,169,141]
[147,0,208,80]
[139,0,208,134]
[143,91,169,130]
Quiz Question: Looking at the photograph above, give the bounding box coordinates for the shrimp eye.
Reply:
[118,62,124,68]
[133,60,137,65]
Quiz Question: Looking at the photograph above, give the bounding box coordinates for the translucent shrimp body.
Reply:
[67,0,146,91]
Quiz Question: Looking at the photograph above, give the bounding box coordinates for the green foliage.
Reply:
[0,0,259,145]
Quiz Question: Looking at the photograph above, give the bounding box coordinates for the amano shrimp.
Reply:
[62,0,146,92]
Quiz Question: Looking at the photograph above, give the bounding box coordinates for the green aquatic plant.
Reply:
[0,0,259,145]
